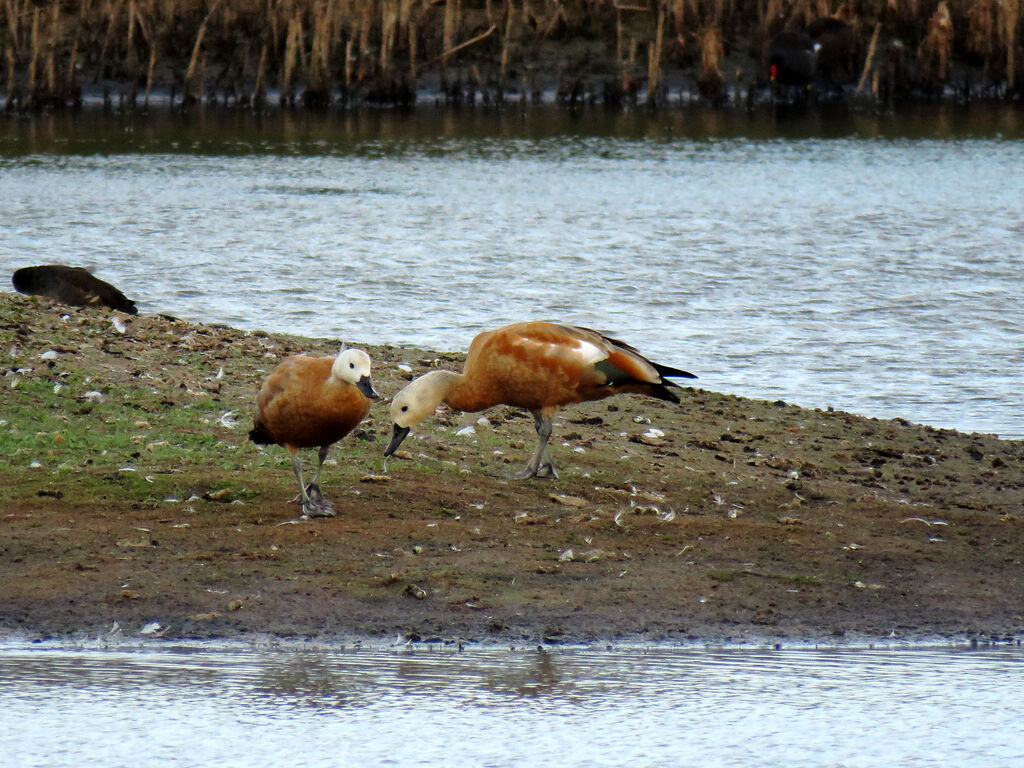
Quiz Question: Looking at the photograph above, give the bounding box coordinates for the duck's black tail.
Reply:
[648,362,697,403]
[654,362,698,381]
[647,384,682,403]
[248,420,275,445]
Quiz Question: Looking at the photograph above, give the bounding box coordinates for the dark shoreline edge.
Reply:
[1,628,1020,652]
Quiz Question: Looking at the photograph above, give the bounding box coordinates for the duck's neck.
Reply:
[437,370,490,413]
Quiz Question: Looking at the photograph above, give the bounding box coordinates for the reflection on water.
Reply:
[1,106,1023,436]
[3,103,1024,149]
[0,643,1022,767]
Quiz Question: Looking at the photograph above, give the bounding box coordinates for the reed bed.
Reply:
[1,0,1021,110]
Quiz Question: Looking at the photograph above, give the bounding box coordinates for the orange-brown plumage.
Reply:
[255,357,372,450]
[386,322,695,478]
[250,348,377,516]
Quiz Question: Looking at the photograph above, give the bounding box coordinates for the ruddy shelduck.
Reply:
[385,322,696,478]
[250,347,379,516]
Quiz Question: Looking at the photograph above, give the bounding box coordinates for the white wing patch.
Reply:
[512,332,608,366]
[572,338,608,366]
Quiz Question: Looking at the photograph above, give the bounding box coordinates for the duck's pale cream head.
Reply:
[385,370,453,456]
[332,348,379,400]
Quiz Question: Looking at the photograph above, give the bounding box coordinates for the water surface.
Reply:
[1,643,1021,768]
[2,106,1022,436]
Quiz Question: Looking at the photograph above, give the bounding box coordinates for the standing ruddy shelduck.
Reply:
[385,322,696,478]
[249,348,379,517]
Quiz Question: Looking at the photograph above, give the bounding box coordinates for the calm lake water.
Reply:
[1,105,1022,437]
[1,642,1022,768]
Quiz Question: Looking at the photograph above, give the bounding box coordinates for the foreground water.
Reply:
[0,642,1021,767]
[1,106,1022,436]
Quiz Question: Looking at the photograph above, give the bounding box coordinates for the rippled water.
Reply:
[1,107,1022,436]
[1,643,1021,767]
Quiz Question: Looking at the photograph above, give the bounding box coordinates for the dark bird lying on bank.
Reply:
[250,348,379,517]
[12,264,138,315]
[385,321,696,479]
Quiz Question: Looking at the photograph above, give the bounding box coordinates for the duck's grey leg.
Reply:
[291,452,335,517]
[510,411,558,479]
[308,445,330,488]
[532,412,558,478]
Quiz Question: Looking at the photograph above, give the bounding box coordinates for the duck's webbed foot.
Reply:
[534,460,559,479]
[301,500,336,518]
[301,484,336,518]
[506,465,535,481]
[506,457,558,480]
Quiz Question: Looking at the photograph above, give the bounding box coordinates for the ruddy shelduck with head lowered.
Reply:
[385,322,696,478]
[250,347,379,516]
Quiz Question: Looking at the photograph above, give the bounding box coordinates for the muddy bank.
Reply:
[1,292,1022,647]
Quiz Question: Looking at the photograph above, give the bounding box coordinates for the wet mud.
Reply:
[1,292,1022,647]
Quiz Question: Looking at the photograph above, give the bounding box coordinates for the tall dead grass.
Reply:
[0,0,1021,110]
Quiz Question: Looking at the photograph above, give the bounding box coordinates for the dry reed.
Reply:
[4,0,17,51]
[918,1,954,83]
[442,0,459,68]
[307,3,330,103]
[380,0,396,80]
[999,0,1020,88]
[26,6,37,97]
[144,43,156,106]
[1,0,1021,111]
[254,41,267,105]
[5,44,14,107]
[697,25,724,101]
[44,3,58,98]
[647,3,665,104]
[281,12,301,103]
[343,37,353,89]
[857,21,882,93]
[408,19,417,80]
[500,0,514,83]
[965,0,995,61]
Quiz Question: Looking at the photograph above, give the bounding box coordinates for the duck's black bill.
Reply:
[385,424,410,456]
[358,376,380,400]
